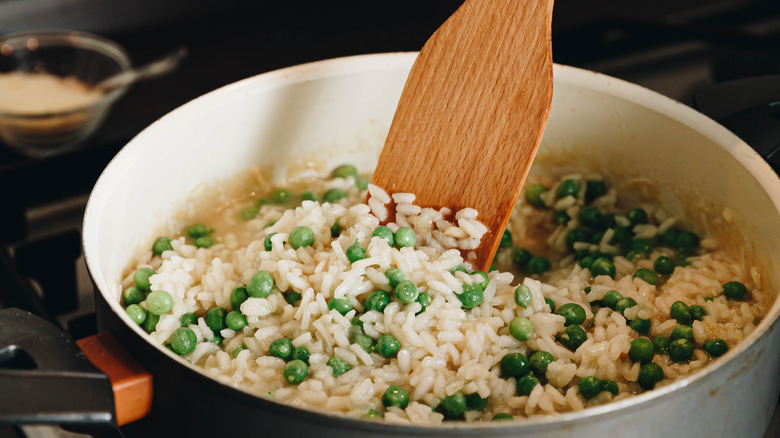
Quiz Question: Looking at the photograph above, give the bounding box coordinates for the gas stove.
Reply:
[0,1,778,436]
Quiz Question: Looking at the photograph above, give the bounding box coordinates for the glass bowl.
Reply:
[0,30,131,157]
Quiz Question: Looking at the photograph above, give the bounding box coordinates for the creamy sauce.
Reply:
[0,72,103,114]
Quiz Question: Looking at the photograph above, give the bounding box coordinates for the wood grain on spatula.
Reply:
[371,0,555,271]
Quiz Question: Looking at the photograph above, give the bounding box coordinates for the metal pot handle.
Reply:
[694,75,780,174]
[0,308,152,429]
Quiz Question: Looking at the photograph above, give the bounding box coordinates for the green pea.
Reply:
[394,227,416,248]
[142,313,159,333]
[512,248,532,268]
[328,357,350,376]
[579,256,594,270]
[465,392,488,410]
[187,224,214,238]
[525,184,548,207]
[615,297,637,315]
[352,334,374,354]
[499,229,513,248]
[514,284,533,308]
[558,324,587,351]
[241,207,259,220]
[355,178,369,191]
[247,270,274,298]
[152,237,173,256]
[122,286,144,306]
[565,228,591,250]
[365,290,390,312]
[385,268,407,288]
[272,189,293,204]
[516,374,540,396]
[228,286,248,310]
[576,249,591,262]
[263,233,277,252]
[169,327,197,355]
[670,301,692,324]
[225,310,247,331]
[629,338,655,363]
[289,226,315,249]
[602,290,623,310]
[600,379,619,396]
[289,346,309,365]
[578,205,604,229]
[579,376,602,399]
[652,336,671,355]
[363,409,382,419]
[458,283,484,309]
[668,338,694,362]
[676,231,700,252]
[333,164,359,179]
[416,292,431,314]
[376,334,401,358]
[146,290,173,315]
[633,268,658,285]
[556,179,580,198]
[509,317,534,341]
[658,228,680,247]
[492,413,514,421]
[629,318,651,335]
[208,335,223,347]
[590,231,606,245]
[654,256,676,275]
[301,191,320,202]
[556,303,586,326]
[590,258,616,278]
[395,280,419,304]
[439,392,467,419]
[382,385,409,409]
[625,249,647,263]
[269,338,293,360]
[703,339,729,358]
[689,305,706,321]
[670,325,694,342]
[610,226,633,246]
[283,359,309,384]
[529,351,554,374]
[626,208,648,226]
[637,362,664,390]
[372,226,395,246]
[584,286,592,294]
[195,236,215,248]
[346,240,367,263]
[526,256,550,275]
[544,297,556,313]
[125,304,146,325]
[133,267,156,292]
[553,210,571,225]
[264,220,276,229]
[723,281,747,300]
[231,345,248,358]
[450,265,468,275]
[327,297,353,316]
[330,221,342,237]
[500,352,530,378]
[257,199,272,207]
[285,290,302,305]
[180,312,197,327]
[205,307,227,332]
[323,188,347,203]
[585,180,607,201]
[629,239,652,254]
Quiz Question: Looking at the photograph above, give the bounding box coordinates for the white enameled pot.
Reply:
[83,53,780,437]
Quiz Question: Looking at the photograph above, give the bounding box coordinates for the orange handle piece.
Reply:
[76,332,153,426]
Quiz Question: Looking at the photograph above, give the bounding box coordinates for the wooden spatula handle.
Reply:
[372,0,555,271]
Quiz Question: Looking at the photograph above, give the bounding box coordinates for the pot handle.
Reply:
[694,76,780,174]
[0,308,152,429]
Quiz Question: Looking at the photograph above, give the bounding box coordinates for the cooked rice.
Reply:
[123,170,767,424]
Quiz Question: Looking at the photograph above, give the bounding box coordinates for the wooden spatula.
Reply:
[371,0,555,271]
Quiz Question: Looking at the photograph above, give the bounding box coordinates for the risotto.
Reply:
[119,164,767,423]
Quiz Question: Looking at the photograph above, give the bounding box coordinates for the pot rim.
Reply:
[83,52,780,432]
